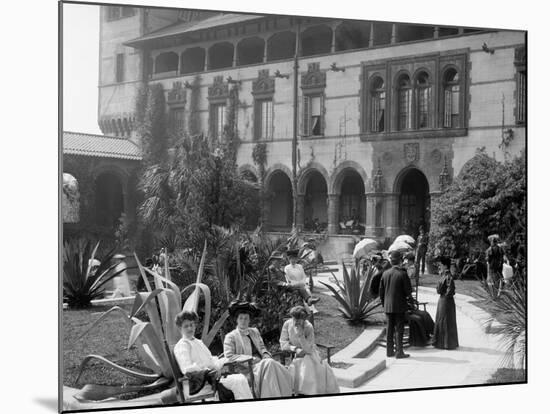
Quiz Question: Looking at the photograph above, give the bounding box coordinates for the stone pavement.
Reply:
[312,266,507,393]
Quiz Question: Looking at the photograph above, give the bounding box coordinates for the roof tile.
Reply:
[63,131,142,161]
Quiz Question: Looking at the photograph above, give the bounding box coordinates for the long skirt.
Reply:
[253,358,293,398]
[219,373,253,400]
[407,309,435,347]
[288,355,340,395]
[433,296,459,350]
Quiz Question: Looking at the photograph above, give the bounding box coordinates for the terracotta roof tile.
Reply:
[63,131,142,161]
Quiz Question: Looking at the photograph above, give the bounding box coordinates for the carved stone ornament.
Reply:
[301,62,326,90]
[373,159,385,193]
[430,149,442,164]
[252,69,275,96]
[404,143,420,164]
[439,156,451,191]
[208,75,229,100]
[167,82,186,105]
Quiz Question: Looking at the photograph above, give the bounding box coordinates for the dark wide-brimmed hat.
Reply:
[228,300,261,317]
[286,249,300,258]
[389,250,403,261]
[434,256,451,268]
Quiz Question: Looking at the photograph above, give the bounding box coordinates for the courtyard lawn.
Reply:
[63,293,367,394]
[62,303,153,393]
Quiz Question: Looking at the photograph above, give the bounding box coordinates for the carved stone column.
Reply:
[296,194,305,232]
[385,193,400,240]
[327,194,339,235]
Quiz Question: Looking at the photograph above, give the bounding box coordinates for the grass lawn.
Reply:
[486,368,526,384]
[63,291,368,394]
[62,303,153,391]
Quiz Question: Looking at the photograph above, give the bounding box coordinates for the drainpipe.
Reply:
[292,21,300,230]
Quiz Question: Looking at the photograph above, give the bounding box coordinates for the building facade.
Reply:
[97,5,526,247]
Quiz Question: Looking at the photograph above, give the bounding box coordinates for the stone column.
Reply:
[365,193,377,237]
[232,44,238,67]
[434,26,440,39]
[391,24,397,44]
[327,194,339,235]
[204,49,209,71]
[296,194,305,231]
[369,23,375,47]
[331,26,336,53]
[263,38,268,63]
[384,193,400,240]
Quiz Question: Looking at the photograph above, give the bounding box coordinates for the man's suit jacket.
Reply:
[379,265,412,314]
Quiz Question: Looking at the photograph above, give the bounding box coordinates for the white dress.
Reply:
[174,337,253,400]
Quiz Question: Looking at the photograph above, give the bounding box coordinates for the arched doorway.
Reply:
[397,169,430,237]
[303,171,328,232]
[241,170,261,230]
[95,172,124,228]
[338,170,366,234]
[267,171,293,231]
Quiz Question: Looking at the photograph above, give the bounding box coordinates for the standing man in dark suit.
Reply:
[379,250,413,358]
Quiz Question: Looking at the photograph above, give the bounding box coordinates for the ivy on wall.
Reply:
[188,76,202,137]
[136,83,169,166]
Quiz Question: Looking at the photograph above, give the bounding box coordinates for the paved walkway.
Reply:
[313,265,507,392]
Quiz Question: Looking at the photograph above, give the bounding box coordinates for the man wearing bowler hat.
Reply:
[379,250,413,358]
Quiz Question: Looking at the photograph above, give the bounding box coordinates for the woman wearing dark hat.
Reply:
[279,306,339,395]
[223,301,293,398]
[283,249,320,306]
[433,256,459,349]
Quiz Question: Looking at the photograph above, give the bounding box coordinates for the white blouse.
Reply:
[173,337,224,374]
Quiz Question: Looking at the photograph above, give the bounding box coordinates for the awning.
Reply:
[125,13,265,49]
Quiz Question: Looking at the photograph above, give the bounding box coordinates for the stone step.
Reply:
[332,327,385,361]
[333,347,387,388]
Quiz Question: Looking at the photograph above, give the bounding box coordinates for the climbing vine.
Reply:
[188,75,202,137]
[135,83,169,166]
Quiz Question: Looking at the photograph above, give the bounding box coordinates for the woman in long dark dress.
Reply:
[433,256,459,349]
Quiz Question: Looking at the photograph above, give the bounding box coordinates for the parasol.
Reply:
[394,234,415,246]
[388,240,414,253]
[352,238,379,260]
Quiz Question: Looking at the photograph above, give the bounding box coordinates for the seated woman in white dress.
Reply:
[223,301,293,398]
[173,310,253,400]
[279,306,340,395]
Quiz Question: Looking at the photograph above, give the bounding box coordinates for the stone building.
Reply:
[96,5,526,254]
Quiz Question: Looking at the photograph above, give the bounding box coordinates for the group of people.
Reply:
[173,301,339,402]
[378,250,459,358]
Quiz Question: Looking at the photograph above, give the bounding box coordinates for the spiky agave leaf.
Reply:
[75,354,160,385]
[184,240,208,312]
[128,322,172,378]
[75,306,132,343]
[74,377,170,402]
[180,282,212,342]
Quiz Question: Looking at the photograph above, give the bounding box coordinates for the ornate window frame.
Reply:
[252,70,275,141]
[167,82,187,136]
[301,63,327,138]
[208,76,229,140]
[514,46,526,125]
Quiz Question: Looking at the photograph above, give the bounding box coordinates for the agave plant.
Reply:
[73,243,230,402]
[63,239,129,309]
[320,259,382,324]
[481,272,526,369]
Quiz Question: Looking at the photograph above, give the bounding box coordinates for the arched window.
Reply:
[416,71,431,129]
[443,69,460,128]
[397,74,412,130]
[370,77,385,132]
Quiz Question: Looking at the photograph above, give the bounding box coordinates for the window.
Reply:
[172,108,185,136]
[211,103,226,140]
[443,69,460,128]
[516,70,526,124]
[115,53,124,83]
[416,72,431,129]
[255,99,273,140]
[397,75,412,130]
[303,95,323,136]
[370,77,385,132]
[107,7,120,21]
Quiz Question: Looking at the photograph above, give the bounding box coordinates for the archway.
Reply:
[303,171,328,232]
[397,168,430,237]
[338,170,366,234]
[267,171,293,230]
[95,171,124,228]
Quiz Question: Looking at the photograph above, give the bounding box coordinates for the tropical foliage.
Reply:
[63,238,129,309]
[74,246,229,401]
[320,259,382,324]
[138,134,259,254]
[428,149,526,259]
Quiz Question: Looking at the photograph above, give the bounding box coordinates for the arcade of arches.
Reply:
[263,167,432,240]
